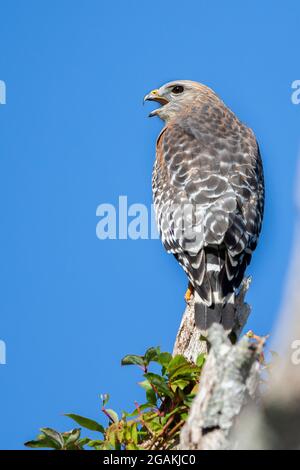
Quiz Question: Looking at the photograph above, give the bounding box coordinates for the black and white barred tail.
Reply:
[194,294,236,336]
[191,247,250,336]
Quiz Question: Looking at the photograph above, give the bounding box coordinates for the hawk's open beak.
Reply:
[144,89,169,117]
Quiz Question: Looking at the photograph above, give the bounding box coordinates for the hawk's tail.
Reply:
[194,293,236,337]
[193,247,238,336]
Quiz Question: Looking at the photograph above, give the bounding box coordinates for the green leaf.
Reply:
[77,437,91,447]
[24,435,60,449]
[65,414,104,433]
[108,429,117,448]
[144,372,173,398]
[164,405,187,420]
[105,409,119,423]
[138,379,152,391]
[64,428,81,447]
[131,423,138,445]
[97,441,112,450]
[139,379,159,403]
[101,393,110,406]
[180,412,188,420]
[184,395,196,406]
[200,334,209,342]
[158,352,173,368]
[127,442,139,450]
[196,353,206,368]
[143,413,163,433]
[40,428,64,449]
[167,355,199,379]
[169,364,199,380]
[170,379,190,392]
[146,388,157,404]
[167,355,189,374]
[88,439,105,448]
[121,354,145,367]
[144,347,160,365]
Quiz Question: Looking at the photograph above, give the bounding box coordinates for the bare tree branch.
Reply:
[173,277,264,450]
[173,277,252,362]
[232,220,300,449]
[179,324,264,450]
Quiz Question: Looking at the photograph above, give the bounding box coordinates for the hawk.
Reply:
[144,80,264,333]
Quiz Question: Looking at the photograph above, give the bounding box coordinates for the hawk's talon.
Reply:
[185,284,194,303]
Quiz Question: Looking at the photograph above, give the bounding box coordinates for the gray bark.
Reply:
[179,324,264,450]
[232,220,300,450]
[174,276,264,450]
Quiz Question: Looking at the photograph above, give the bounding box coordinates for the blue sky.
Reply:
[0,0,299,449]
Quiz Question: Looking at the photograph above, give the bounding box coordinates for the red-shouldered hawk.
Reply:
[144,80,264,334]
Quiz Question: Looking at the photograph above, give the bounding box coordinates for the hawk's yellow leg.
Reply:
[184,283,194,303]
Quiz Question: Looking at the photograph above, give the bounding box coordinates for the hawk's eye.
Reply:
[172,85,184,94]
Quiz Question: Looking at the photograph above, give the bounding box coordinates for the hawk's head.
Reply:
[144,80,218,121]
